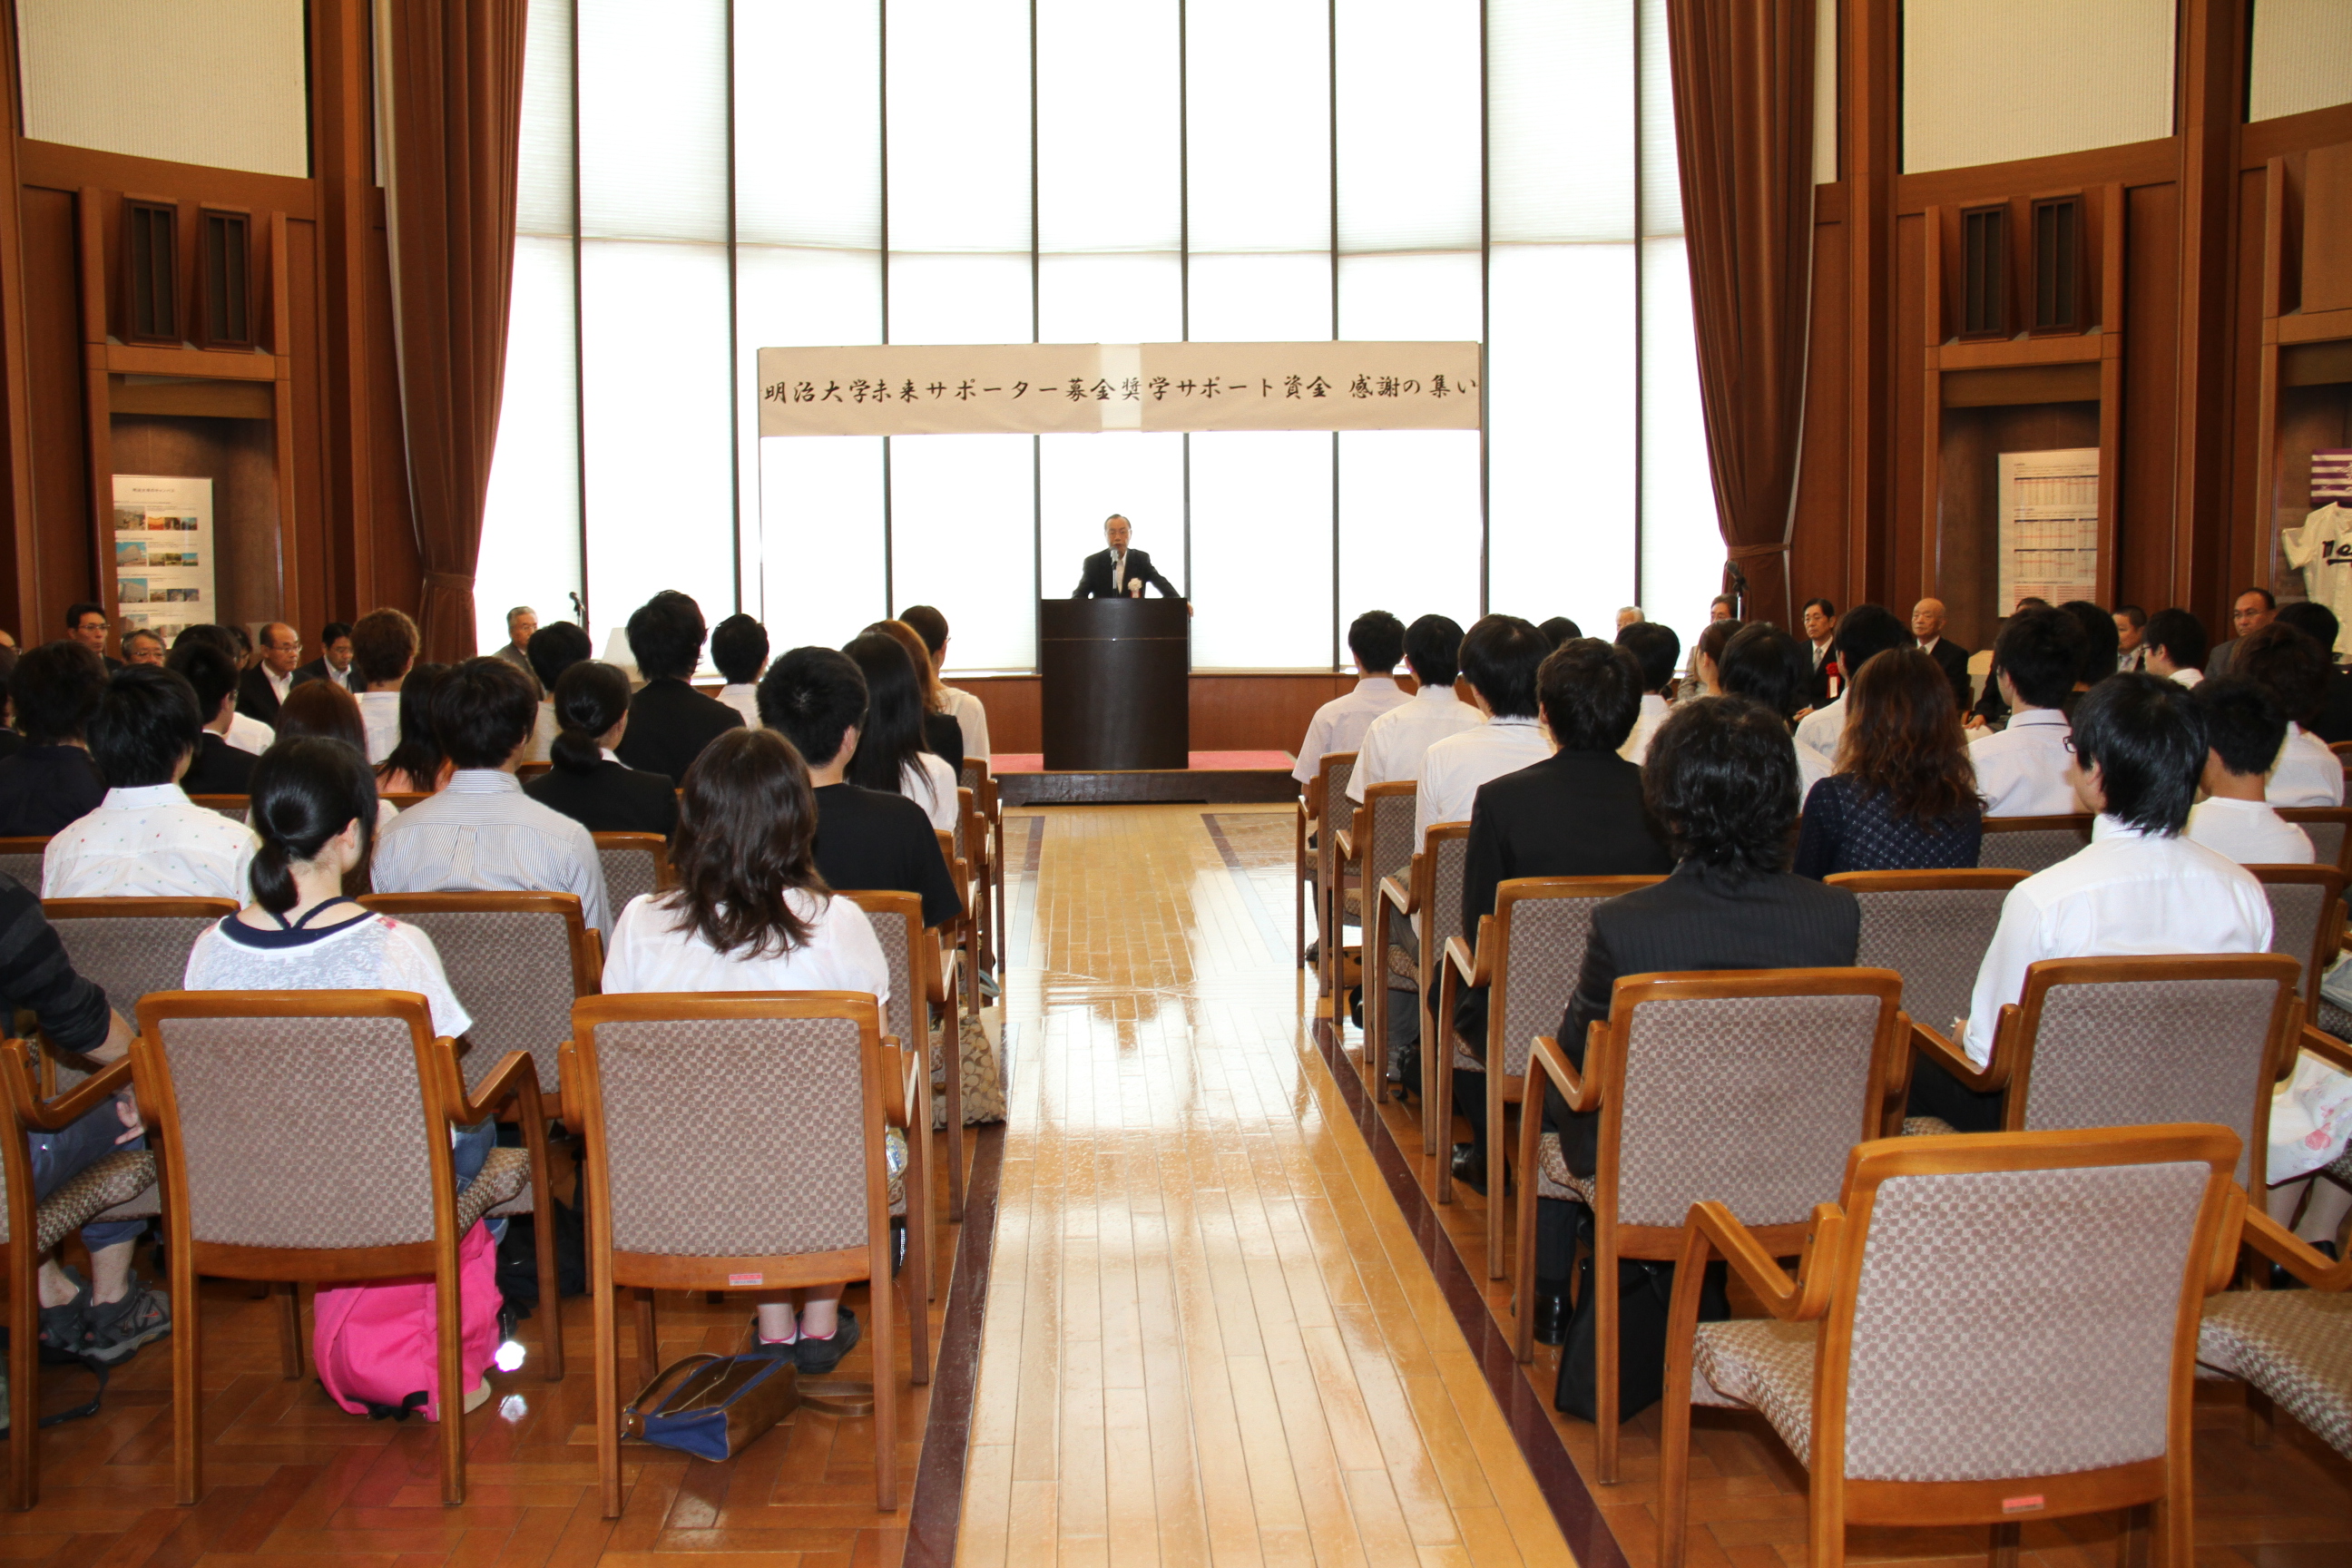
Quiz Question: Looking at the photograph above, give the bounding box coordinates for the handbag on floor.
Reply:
[934,1006,1006,1128]
[1553,1202,1728,1422]
[622,1353,799,1461]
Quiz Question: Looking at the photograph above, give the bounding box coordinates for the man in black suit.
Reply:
[1910,597,1973,712]
[293,621,354,691]
[1799,597,1838,709]
[613,591,744,786]
[66,603,123,672]
[167,642,258,796]
[236,622,303,727]
[1072,514,1185,603]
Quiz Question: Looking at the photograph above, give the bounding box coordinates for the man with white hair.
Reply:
[1614,605,1643,632]
[494,605,541,691]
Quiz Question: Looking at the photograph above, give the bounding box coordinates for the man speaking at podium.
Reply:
[1073,514,1185,603]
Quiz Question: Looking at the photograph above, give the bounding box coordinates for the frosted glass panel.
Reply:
[517,0,573,236]
[1191,432,1334,669]
[1338,252,1482,340]
[1186,0,1328,253]
[579,0,729,241]
[1485,243,1637,635]
[1040,432,1186,603]
[478,236,583,655]
[1335,0,1481,252]
[888,436,1038,669]
[758,437,887,652]
[1338,430,1481,640]
[1639,237,1720,651]
[1039,253,1183,343]
[734,0,880,248]
[888,253,1033,344]
[1487,0,1632,243]
[580,240,737,646]
[885,0,1031,252]
[1638,0,1681,237]
[1036,0,1180,252]
[1188,253,1331,342]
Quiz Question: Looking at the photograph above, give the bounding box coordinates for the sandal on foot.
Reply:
[81,1277,170,1365]
[792,1308,860,1376]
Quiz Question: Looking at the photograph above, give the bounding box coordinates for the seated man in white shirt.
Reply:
[710,612,768,730]
[369,656,612,933]
[1794,603,1911,765]
[1966,607,2086,817]
[349,606,420,764]
[44,665,258,900]
[2184,678,2315,864]
[1613,621,1681,764]
[1292,610,1412,789]
[2229,621,2346,808]
[900,605,991,764]
[1717,623,1833,798]
[1348,613,1477,807]
[1911,671,2272,1133]
[1414,614,1553,847]
[2140,606,2206,689]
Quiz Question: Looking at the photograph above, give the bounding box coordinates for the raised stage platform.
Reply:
[994,750,1296,806]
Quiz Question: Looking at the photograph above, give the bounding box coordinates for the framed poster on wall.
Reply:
[111,475,217,644]
[1996,448,2101,612]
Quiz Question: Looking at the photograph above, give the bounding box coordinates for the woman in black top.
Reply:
[1793,647,1983,877]
[524,661,680,837]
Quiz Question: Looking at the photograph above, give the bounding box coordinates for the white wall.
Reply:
[1902,0,2174,174]
[16,0,309,178]
[2249,0,2352,122]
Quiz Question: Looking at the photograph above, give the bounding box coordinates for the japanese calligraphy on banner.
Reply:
[755,341,1480,437]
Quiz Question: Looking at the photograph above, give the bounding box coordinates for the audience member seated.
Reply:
[45,667,259,899]
[1796,603,1909,761]
[2230,621,2345,807]
[2140,607,2206,688]
[710,613,769,730]
[2276,600,2352,743]
[67,602,122,671]
[760,647,958,930]
[349,607,420,763]
[1717,622,1831,798]
[1800,597,1838,709]
[615,591,743,785]
[899,604,991,764]
[0,644,20,762]
[376,663,453,795]
[2114,603,2149,672]
[844,632,960,830]
[1915,672,2272,1132]
[369,657,611,932]
[120,629,164,667]
[1793,649,1982,877]
[239,623,303,726]
[1414,615,1553,847]
[1348,613,1477,806]
[1537,616,1581,649]
[1965,607,2083,817]
[167,641,258,796]
[526,661,681,836]
[2184,679,2314,864]
[1671,617,1739,709]
[294,620,354,691]
[0,641,108,835]
[272,679,400,828]
[2208,586,2277,680]
[867,619,964,777]
[494,606,542,692]
[524,620,594,763]
[1612,621,1680,762]
[172,626,275,755]
[1291,611,1411,790]
[1445,639,1673,1191]
[2059,600,2122,700]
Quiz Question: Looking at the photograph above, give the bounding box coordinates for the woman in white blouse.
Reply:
[842,631,959,830]
[600,727,890,1373]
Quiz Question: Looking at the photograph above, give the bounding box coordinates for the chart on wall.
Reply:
[111,475,216,644]
[1996,448,2101,612]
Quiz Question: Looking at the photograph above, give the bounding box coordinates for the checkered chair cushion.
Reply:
[1534,1131,1592,1205]
[1692,1318,1820,1461]
[2319,999,2352,1042]
[1900,1116,1957,1137]
[2199,1289,2352,1461]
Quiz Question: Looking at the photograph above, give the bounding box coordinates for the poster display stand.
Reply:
[110,475,217,644]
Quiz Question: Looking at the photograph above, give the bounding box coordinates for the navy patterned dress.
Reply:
[1792,773,1983,878]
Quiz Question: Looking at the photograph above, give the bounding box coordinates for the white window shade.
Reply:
[1336,0,1481,253]
[1036,0,1180,254]
[1639,0,1681,238]
[1338,431,1482,644]
[1902,0,2175,174]
[517,0,574,237]
[734,0,881,248]
[1486,0,1634,243]
[887,253,1034,345]
[888,436,1038,670]
[1190,432,1334,669]
[477,236,583,655]
[1188,253,1331,342]
[758,436,888,652]
[2249,0,2352,122]
[1040,433,1186,605]
[579,0,730,242]
[1039,253,1183,345]
[1185,0,1329,254]
[1639,237,1721,652]
[885,0,1032,253]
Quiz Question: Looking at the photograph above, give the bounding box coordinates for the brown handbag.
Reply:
[620,1353,800,1461]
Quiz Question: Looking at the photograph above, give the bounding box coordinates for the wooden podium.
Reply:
[1038,598,1190,770]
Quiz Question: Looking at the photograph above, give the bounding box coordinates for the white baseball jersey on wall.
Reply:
[2280,503,2352,656]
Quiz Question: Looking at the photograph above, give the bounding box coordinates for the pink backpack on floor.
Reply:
[312,1220,501,1422]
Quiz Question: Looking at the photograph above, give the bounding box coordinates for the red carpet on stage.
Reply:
[993,750,1293,773]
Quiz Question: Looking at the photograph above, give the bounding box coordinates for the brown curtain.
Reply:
[1664,0,1816,631]
[383,0,528,662]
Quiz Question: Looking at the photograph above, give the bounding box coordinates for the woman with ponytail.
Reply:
[524,660,679,835]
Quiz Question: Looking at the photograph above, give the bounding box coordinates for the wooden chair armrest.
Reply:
[1443,935,1477,990]
[558,1039,587,1131]
[927,936,957,1006]
[1333,829,1357,866]
[456,1048,545,1129]
[2240,1203,2352,1290]
[1527,1034,1603,1114]
[2299,1022,2352,1077]
[878,1037,916,1127]
[1911,1015,2005,1093]
[1379,873,1413,916]
[1682,1199,1845,1323]
[10,1050,133,1131]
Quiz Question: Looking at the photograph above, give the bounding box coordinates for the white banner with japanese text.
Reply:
[755,341,1480,436]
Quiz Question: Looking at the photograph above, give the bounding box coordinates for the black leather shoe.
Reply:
[1530,1288,1568,1347]
[1387,1049,1419,1093]
[2272,1237,2339,1290]
[1450,1142,1486,1194]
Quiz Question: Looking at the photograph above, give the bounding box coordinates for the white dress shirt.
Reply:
[1618,692,1672,766]
[2266,721,2344,808]
[1969,708,2076,818]
[368,769,611,932]
[358,691,403,764]
[184,909,473,1040]
[1347,682,1483,804]
[1792,735,1831,799]
[2169,667,2204,688]
[327,662,354,691]
[527,701,557,764]
[2186,797,2315,865]
[265,667,293,707]
[1292,676,1412,784]
[1794,693,1849,760]
[603,887,890,1002]
[1414,716,1553,847]
[717,684,761,729]
[43,783,259,901]
[944,686,992,763]
[224,712,276,757]
[1960,818,2272,1065]
[903,753,960,831]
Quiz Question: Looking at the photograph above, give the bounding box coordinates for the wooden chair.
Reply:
[840,887,958,1245]
[959,759,1004,976]
[952,786,993,1004]
[0,838,46,888]
[187,794,250,823]
[132,989,564,1505]
[2278,805,2352,874]
[42,897,239,1092]
[1658,1123,2247,1568]
[1974,812,2094,872]
[593,830,673,916]
[1409,821,1473,1154]
[936,826,983,1020]
[1297,752,1356,995]
[2249,865,2345,1011]
[565,992,926,1515]
[357,892,601,1097]
[1521,966,1906,1481]
[2198,1199,2352,1461]
[382,791,433,813]
[1334,781,1416,1100]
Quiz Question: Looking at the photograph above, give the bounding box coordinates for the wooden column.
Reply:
[1841,0,1898,608]
[2171,0,2248,613]
[309,0,380,617]
[0,0,41,639]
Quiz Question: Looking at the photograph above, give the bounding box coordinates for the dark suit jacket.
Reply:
[180,732,257,797]
[1806,642,1838,710]
[236,667,289,727]
[2310,666,2352,746]
[1921,637,1973,712]
[925,712,965,779]
[292,658,348,690]
[1454,750,1674,1050]
[614,678,745,786]
[1549,864,1861,1172]
[0,745,106,836]
[526,760,680,837]
[1073,547,1181,600]
[2206,636,2239,679]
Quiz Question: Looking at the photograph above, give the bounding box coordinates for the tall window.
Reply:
[480,0,1723,671]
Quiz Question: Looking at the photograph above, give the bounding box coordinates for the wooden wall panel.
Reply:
[1936,402,2102,647]
[954,676,1042,755]
[2120,179,2181,613]
[19,181,89,632]
[1890,210,1929,603]
[108,414,278,625]
[1789,201,1851,613]
[284,214,328,634]
[946,673,1411,762]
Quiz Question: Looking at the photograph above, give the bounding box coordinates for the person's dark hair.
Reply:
[2189,677,2288,778]
[1615,620,1681,691]
[710,613,770,685]
[1404,614,1466,686]
[1830,603,1908,681]
[65,602,104,632]
[759,648,867,769]
[663,728,825,959]
[549,660,632,775]
[625,590,708,681]
[378,662,451,786]
[1801,597,1837,622]
[1717,623,1809,720]
[2276,600,2340,656]
[349,607,419,686]
[172,623,240,662]
[320,620,353,646]
[2230,621,2330,726]
[1642,696,1799,884]
[247,738,378,915]
[272,678,368,754]
[0,644,20,693]
[2115,604,2147,631]
[11,640,107,745]
[165,639,240,723]
[87,665,201,787]
[2240,585,2278,612]
[1537,615,1582,649]
[2069,671,2204,836]
[1694,617,1741,672]
[898,604,949,659]
[1347,611,1406,672]
[429,656,540,770]
[1456,614,1546,719]
[2014,596,2053,612]
[1539,639,1643,752]
[2142,607,2209,672]
[225,623,251,662]
[1837,648,1981,827]
[2060,600,2120,686]
[1992,607,2087,710]
[524,620,593,692]
[840,632,929,795]
[866,620,945,712]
